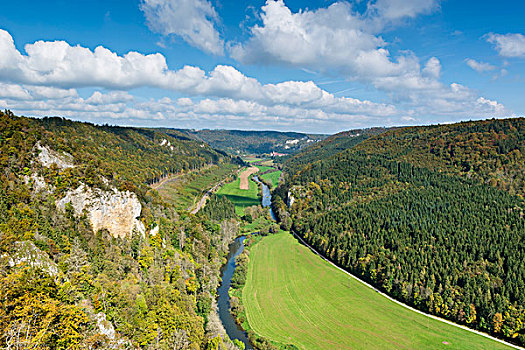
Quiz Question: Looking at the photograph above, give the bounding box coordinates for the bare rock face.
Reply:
[36,143,75,169]
[57,184,145,238]
[23,173,50,193]
[94,312,116,340]
[7,241,59,277]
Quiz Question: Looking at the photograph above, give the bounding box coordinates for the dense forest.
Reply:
[171,128,326,155]
[0,111,243,349]
[274,117,525,346]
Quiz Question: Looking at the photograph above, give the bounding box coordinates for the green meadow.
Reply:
[216,173,260,216]
[243,232,512,350]
[156,163,237,210]
[260,169,281,188]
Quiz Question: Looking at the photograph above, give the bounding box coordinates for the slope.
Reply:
[244,232,512,350]
[274,117,525,347]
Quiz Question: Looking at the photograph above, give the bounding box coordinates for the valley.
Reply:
[1,112,524,350]
[243,232,512,349]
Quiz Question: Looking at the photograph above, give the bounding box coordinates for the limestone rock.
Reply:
[36,143,75,169]
[94,312,116,340]
[7,241,59,277]
[57,184,144,238]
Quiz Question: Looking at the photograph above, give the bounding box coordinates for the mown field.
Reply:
[216,169,259,216]
[155,163,237,210]
[260,170,281,188]
[243,233,512,350]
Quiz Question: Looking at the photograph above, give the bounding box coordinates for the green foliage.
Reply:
[277,117,525,346]
[243,232,510,350]
[177,128,327,155]
[200,194,237,221]
[0,268,88,349]
[0,111,242,349]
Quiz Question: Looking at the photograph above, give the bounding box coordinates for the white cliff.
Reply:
[36,142,75,169]
[6,241,59,277]
[57,184,145,238]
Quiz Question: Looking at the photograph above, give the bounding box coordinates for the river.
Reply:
[217,176,275,349]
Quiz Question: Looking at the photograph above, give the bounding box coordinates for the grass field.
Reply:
[254,165,274,173]
[243,156,263,163]
[260,170,281,188]
[216,172,260,216]
[259,159,274,166]
[156,164,237,210]
[243,233,512,350]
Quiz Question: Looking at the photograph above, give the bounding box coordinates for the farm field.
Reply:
[216,169,260,216]
[155,163,237,210]
[254,165,274,173]
[243,233,512,350]
[260,169,281,188]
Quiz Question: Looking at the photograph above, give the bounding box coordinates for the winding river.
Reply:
[217,176,275,349]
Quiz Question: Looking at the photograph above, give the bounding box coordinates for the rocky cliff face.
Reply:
[36,143,75,169]
[5,241,59,277]
[57,184,145,238]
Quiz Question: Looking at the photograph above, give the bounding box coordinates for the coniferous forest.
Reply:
[274,118,525,345]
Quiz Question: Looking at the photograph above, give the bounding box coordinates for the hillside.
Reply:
[243,232,511,349]
[171,128,327,155]
[274,117,525,347]
[0,111,243,349]
[283,127,389,172]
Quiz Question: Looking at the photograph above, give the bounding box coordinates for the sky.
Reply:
[0,0,524,134]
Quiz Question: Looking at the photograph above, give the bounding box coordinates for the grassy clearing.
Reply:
[260,170,281,188]
[254,165,274,173]
[243,156,263,163]
[243,232,511,350]
[156,163,237,210]
[216,172,259,216]
[259,159,274,166]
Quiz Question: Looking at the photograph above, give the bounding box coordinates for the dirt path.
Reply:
[239,167,259,190]
[190,181,224,214]
[150,173,183,190]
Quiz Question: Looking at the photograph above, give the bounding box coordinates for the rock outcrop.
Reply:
[57,184,145,238]
[36,143,75,169]
[94,312,116,340]
[6,241,59,277]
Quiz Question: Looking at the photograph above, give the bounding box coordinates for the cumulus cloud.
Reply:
[0,28,511,132]
[465,58,496,73]
[230,0,445,97]
[486,33,525,57]
[140,0,224,55]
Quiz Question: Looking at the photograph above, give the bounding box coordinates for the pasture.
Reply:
[216,171,260,216]
[260,170,281,188]
[243,232,512,350]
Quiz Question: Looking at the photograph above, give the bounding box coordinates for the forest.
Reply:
[0,111,243,349]
[274,117,525,346]
[172,128,326,155]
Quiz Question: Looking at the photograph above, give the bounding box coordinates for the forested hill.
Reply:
[171,128,327,155]
[353,118,525,197]
[1,111,236,197]
[274,117,525,346]
[283,127,389,171]
[0,111,243,349]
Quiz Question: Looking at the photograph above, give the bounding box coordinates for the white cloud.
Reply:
[422,57,441,79]
[0,28,512,133]
[465,58,496,73]
[367,0,439,21]
[486,33,525,57]
[230,0,442,96]
[140,0,224,55]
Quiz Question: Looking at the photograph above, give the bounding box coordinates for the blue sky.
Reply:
[0,0,524,133]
